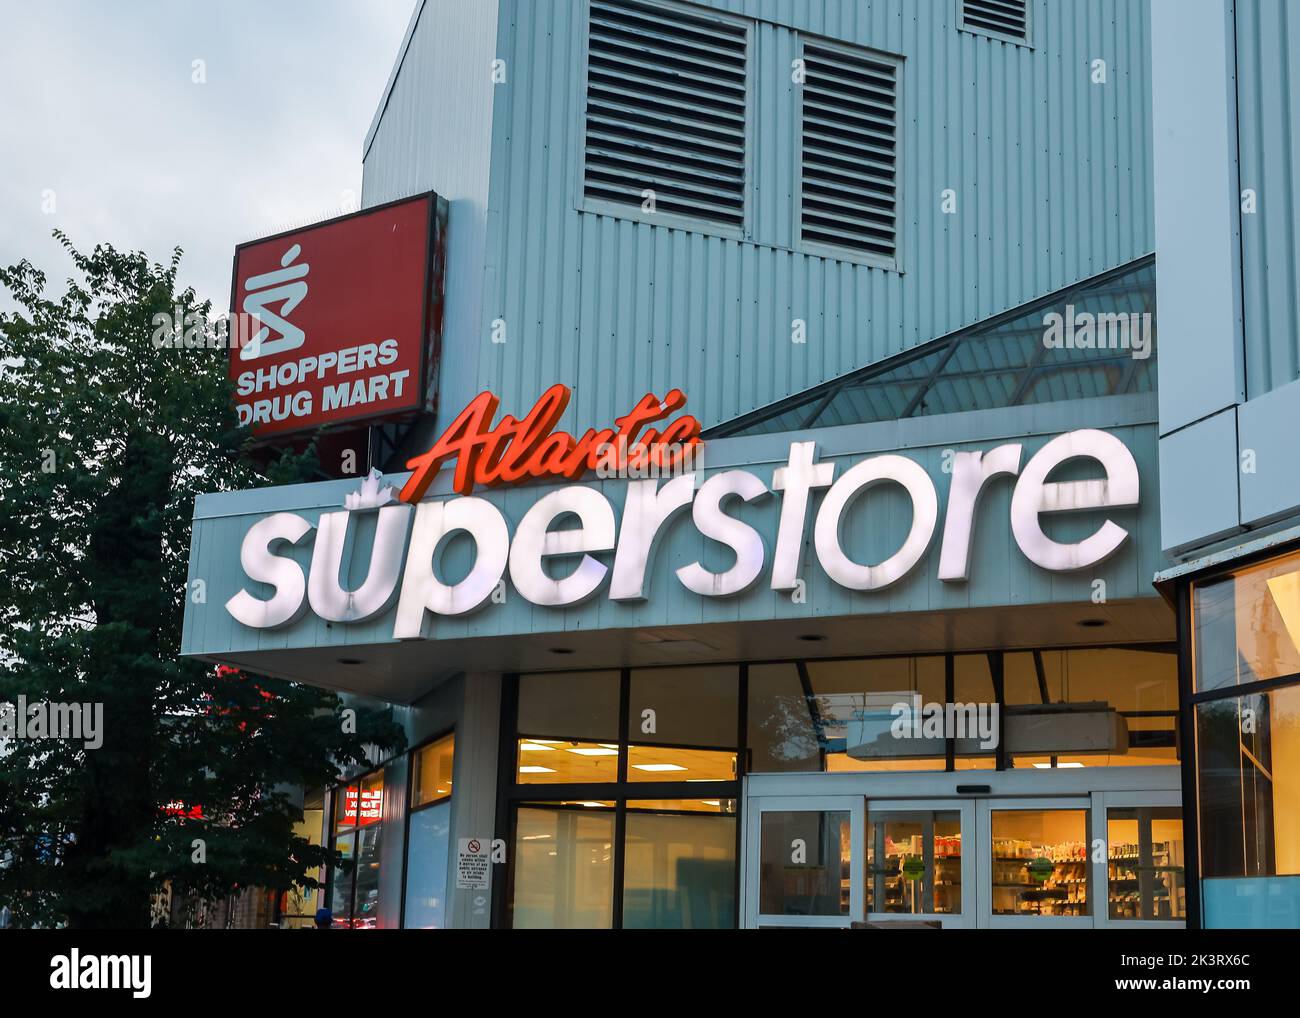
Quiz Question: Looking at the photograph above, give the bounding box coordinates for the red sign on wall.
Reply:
[228,193,446,438]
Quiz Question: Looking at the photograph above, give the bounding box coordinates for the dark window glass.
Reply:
[627,666,738,783]
[516,670,621,783]
[758,810,851,916]
[622,803,737,929]
[1196,683,1300,879]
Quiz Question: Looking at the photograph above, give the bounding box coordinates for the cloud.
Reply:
[0,0,413,310]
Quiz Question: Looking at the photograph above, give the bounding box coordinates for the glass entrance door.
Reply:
[745,796,863,927]
[976,797,1094,928]
[865,799,976,928]
[745,788,1185,928]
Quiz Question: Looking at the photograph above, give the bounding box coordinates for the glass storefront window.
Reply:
[506,669,741,927]
[1193,548,1300,692]
[511,805,616,929]
[1191,549,1300,923]
[328,768,385,928]
[1196,683,1300,879]
[1005,648,1178,768]
[866,810,961,915]
[403,733,456,929]
[989,809,1090,917]
[404,801,452,929]
[622,802,737,928]
[627,666,738,782]
[279,787,325,928]
[412,733,454,807]
[516,670,620,783]
[627,667,738,746]
[748,657,947,773]
[626,744,736,781]
[1106,807,1185,920]
[328,832,355,924]
[353,819,383,928]
[758,810,851,916]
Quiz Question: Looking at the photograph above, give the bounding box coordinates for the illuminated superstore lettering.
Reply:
[225,428,1140,637]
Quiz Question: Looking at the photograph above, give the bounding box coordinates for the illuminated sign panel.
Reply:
[400,383,703,499]
[228,193,444,438]
[222,389,1142,638]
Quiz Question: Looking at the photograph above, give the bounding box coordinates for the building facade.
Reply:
[181,0,1296,928]
[1150,0,1300,929]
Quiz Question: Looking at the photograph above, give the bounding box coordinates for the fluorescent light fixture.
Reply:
[632,763,688,772]
[702,800,721,807]
[1033,761,1085,769]
[518,765,556,774]
[566,747,618,756]
[519,743,556,752]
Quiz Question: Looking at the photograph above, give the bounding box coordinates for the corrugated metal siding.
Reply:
[463,0,1152,432]
[361,0,501,453]
[1235,0,1300,398]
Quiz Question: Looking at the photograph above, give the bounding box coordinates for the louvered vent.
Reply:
[799,42,898,262]
[960,0,1030,42]
[583,0,748,228]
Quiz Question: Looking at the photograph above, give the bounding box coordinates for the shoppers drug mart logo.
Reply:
[239,242,308,361]
[223,388,1140,637]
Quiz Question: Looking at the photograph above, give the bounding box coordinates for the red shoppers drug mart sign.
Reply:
[229,193,445,438]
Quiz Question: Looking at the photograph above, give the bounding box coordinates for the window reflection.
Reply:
[622,804,736,928]
[1196,684,1300,879]
[412,734,454,807]
[747,649,1178,773]
[1194,549,1300,692]
[1005,649,1178,768]
[511,805,615,929]
[758,810,851,916]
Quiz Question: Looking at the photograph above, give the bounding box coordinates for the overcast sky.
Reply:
[0,0,414,311]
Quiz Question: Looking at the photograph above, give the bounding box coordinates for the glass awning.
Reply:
[707,255,1156,438]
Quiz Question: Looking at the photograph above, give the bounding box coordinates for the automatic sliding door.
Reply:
[745,796,863,927]
[977,798,1093,928]
[865,800,975,928]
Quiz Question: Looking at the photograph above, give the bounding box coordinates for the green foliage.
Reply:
[0,233,404,928]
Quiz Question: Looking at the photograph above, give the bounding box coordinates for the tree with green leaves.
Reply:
[0,232,404,929]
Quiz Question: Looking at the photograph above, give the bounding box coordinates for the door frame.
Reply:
[743,794,865,927]
[1092,787,1186,929]
[863,797,977,928]
[744,767,1184,929]
[977,795,1095,929]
